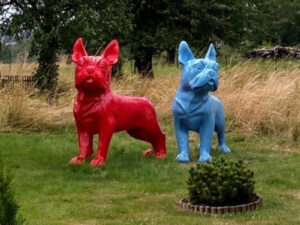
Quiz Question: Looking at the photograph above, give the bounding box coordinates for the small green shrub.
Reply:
[187,157,256,206]
[0,159,24,225]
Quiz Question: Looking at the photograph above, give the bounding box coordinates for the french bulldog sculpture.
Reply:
[70,38,166,167]
[172,41,231,163]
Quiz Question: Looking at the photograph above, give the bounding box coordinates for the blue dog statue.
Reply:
[172,41,231,163]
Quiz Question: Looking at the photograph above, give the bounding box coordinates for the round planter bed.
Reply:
[178,195,263,215]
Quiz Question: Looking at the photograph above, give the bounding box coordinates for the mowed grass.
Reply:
[0,123,300,225]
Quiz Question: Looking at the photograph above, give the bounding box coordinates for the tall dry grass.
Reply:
[217,63,300,141]
[112,61,300,142]
[112,74,179,120]
[0,62,37,76]
[0,84,46,131]
[0,60,299,142]
[0,84,75,132]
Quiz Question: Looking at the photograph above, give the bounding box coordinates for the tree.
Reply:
[247,0,300,47]
[177,0,253,52]
[130,0,163,77]
[130,0,253,76]
[156,0,192,64]
[0,0,132,98]
[130,0,195,76]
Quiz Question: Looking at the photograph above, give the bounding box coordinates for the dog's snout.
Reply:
[86,66,94,74]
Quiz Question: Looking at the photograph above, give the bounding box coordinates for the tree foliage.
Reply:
[248,0,300,47]
[1,0,300,80]
[130,0,253,76]
[0,0,132,97]
[130,0,300,76]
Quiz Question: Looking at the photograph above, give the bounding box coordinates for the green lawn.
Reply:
[0,124,299,225]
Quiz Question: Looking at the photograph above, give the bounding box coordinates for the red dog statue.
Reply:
[70,38,166,167]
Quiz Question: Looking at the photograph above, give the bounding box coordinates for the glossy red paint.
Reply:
[70,38,166,167]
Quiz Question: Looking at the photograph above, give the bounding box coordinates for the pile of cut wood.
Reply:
[247,46,300,59]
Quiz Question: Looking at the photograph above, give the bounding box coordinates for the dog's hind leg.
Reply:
[152,131,166,159]
[127,127,166,159]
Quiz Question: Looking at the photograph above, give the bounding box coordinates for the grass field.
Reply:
[0,60,300,224]
[1,124,300,225]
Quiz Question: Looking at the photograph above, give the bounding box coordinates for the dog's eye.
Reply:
[97,61,108,71]
[194,62,204,70]
[213,63,219,71]
[76,58,85,66]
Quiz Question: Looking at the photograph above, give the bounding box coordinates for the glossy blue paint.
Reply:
[173,41,231,163]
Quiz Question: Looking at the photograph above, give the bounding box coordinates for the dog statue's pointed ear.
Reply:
[178,41,194,65]
[205,43,216,61]
[72,38,88,62]
[102,40,119,66]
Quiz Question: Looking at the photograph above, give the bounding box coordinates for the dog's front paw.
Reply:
[176,152,189,163]
[156,151,166,159]
[198,152,212,163]
[143,149,166,159]
[219,145,231,153]
[69,156,85,165]
[90,156,105,167]
[143,149,154,157]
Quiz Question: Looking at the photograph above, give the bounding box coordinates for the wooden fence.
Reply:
[0,75,34,87]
